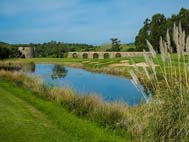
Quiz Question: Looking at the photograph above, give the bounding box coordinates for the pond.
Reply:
[27,63,147,105]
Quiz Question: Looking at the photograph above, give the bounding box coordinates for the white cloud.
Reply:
[0,0,189,44]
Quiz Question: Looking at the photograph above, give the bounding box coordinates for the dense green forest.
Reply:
[135,8,189,52]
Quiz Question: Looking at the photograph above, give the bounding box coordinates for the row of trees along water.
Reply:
[135,8,189,52]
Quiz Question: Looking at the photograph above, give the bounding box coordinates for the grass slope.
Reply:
[0,80,126,142]
[96,44,136,52]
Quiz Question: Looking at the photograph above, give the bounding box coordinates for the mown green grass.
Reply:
[0,80,127,142]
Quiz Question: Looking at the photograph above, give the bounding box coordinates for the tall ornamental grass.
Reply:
[130,23,189,141]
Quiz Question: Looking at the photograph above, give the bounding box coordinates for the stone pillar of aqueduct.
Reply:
[67,52,152,59]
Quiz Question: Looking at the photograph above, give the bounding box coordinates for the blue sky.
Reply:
[0,0,189,45]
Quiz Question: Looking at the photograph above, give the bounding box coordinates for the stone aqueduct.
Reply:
[16,47,152,59]
[68,52,152,59]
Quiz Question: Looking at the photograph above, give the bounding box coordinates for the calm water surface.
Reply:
[29,64,146,105]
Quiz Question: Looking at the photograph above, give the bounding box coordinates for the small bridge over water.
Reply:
[68,52,151,59]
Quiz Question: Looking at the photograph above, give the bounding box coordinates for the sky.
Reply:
[0,0,189,45]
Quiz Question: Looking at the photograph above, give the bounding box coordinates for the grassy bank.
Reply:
[0,79,127,142]
[0,71,139,138]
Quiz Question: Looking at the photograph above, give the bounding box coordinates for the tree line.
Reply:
[135,8,189,52]
[0,42,19,59]
[0,41,95,59]
[0,39,123,59]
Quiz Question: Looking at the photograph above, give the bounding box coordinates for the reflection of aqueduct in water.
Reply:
[68,52,152,59]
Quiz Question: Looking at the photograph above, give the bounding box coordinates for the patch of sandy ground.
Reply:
[109,60,159,67]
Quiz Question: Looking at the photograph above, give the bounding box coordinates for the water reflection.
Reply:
[0,63,35,73]
[51,65,67,80]
[21,63,35,73]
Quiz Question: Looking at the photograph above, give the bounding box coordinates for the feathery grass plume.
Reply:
[159,37,166,62]
[146,39,157,58]
[186,37,189,53]
[129,70,139,85]
[131,59,139,73]
[129,69,149,103]
[142,66,151,80]
[173,22,186,58]
[174,23,180,56]
[166,30,172,53]
[141,24,189,141]
[159,35,173,82]
[143,52,156,77]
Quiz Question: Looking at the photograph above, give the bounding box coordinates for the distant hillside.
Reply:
[95,43,136,52]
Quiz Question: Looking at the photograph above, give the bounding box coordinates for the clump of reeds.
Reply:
[130,23,189,141]
[47,87,74,105]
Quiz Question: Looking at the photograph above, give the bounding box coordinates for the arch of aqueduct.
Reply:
[68,52,152,59]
